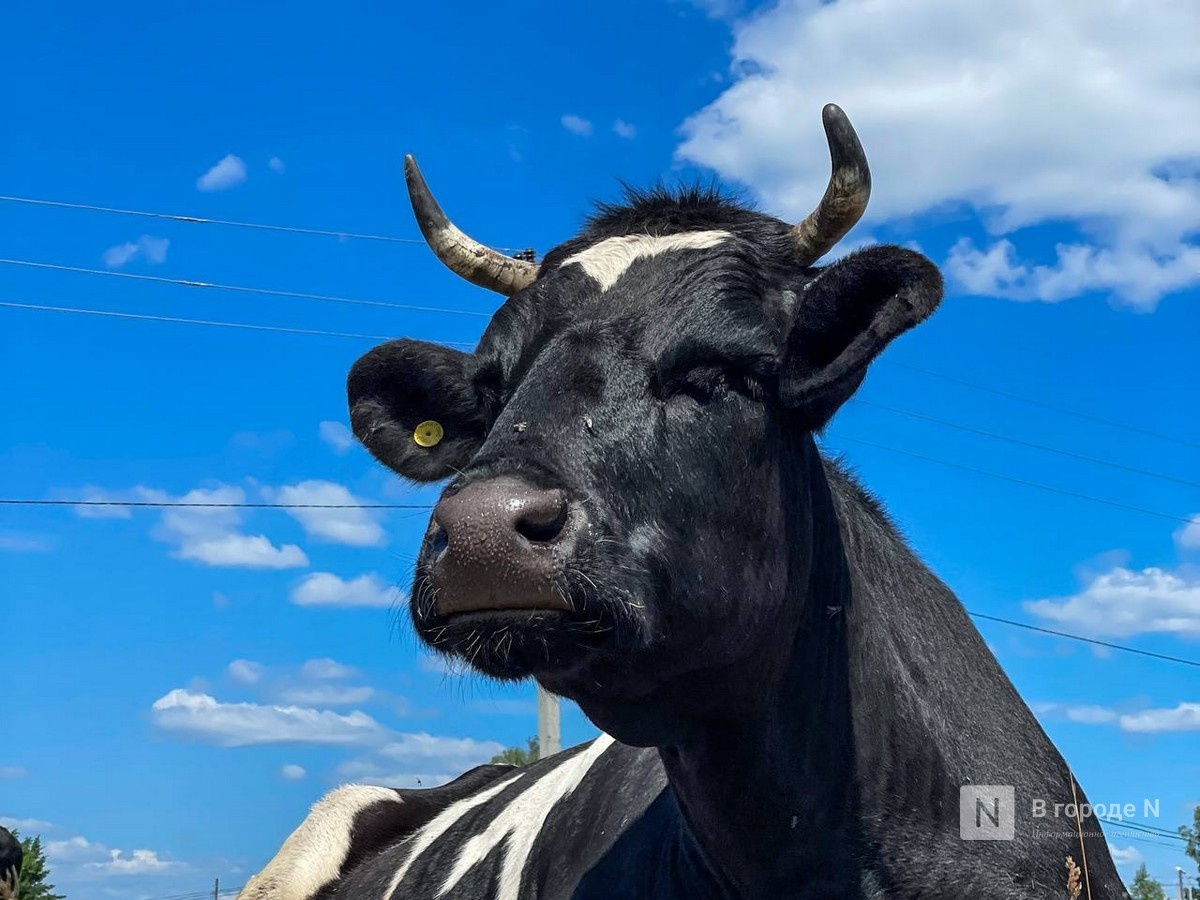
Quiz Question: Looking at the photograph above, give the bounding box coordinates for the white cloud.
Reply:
[70,482,306,568]
[1033,702,1120,725]
[46,836,102,862]
[1107,845,1142,867]
[175,532,308,569]
[265,481,384,547]
[318,420,355,454]
[278,685,375,707]
[101,242,138,268]
[227,659,265,685]
[268,156,285,174]
[946,238,1200,308]
[337,733,504,788]
[0,766,27,779]
[157,485,307,569]
[102,235,170,270]
[613,119,637,140]
[68,485,167,519]
[0,531,52,553]
[1063,705,1120,725]
[1175,514,1200,552]
[280,764,306,780]
[196,154,247,191]
[151,689,386,747]
[291,572,399,609]
[1035,700,1200,734]
[301,657,358,680]
[1119,702,1200,733]
[88,849,181,875]
[681,0,742,19]
[0,817,53,831]
[1024,566,1200,638]
[45,834,182,877]
[676,0,1200,308]
[376,733,502,770]
[561,114,594,137]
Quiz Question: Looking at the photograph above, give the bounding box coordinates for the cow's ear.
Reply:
[779,245,942,429]
[347,339,486,483]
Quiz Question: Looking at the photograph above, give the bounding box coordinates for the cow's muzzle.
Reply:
[424,476,585,616]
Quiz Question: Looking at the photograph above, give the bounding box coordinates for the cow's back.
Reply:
[243,737,669,900]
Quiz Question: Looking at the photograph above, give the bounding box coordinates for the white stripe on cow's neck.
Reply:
[559,231,731,291]
[383,771,523,899]
[438,735,615,900]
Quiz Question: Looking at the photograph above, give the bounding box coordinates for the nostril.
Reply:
[515,495,570,544]
[428,524,449,559]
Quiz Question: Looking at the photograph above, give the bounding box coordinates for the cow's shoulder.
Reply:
[238,764,517,900]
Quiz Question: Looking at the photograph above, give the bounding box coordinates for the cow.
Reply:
[240,105,1129,900]
[0,826,20,900]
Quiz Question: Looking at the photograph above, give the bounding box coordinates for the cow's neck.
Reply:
[657,435,865,899]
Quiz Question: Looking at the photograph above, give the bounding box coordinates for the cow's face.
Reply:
[347,107,941,744]
[348,219,940,743]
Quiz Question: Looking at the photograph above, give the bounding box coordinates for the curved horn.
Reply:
[790,104,872,266]
[404,156,539,296]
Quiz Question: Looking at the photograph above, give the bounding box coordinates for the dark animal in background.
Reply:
[241,105,1129,899]
[0,826,21,900]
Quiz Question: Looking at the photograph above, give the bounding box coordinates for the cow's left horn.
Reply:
[790,104,871,266]
[404,156,539,296]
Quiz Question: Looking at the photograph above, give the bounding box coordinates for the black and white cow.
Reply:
[0,827,21,900]
[241,105,1128,900]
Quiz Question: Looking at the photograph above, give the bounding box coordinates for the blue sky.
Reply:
[2,0,1198,896]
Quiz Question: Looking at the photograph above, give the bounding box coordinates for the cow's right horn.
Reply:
[790,104,872,267]
[404,156,539,296]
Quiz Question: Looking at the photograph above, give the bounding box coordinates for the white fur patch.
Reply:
[438,735,615,900]
[238,785,401,900]
[559,231,731,291]
[383,772,524,899]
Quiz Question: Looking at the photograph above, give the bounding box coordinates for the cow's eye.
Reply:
[655,364,732,404]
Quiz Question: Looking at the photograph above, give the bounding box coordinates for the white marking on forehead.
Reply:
[438,734,615,899]
[559,231,732,291]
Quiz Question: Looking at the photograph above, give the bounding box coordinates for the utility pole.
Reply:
[536,685,560,759]
[1178,867,1186,900]
[214,877,220,900]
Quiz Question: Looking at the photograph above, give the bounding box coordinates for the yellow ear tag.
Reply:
[413,420,444,448]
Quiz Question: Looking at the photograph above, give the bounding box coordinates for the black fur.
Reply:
[325,190,1129,898]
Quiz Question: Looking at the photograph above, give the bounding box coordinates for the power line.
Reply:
[0,300,395,341]
[0,512,1195,667]
[0,258,492,318]
[1123,835,1193,852]
[1,303,1188,524]
[3,194,1194,455]
[0,499,434,510]
[969,612,1200,669]
[0,192,522,253]
[133,885,245,900]
[884,361,1200,451]
[1100,819,1189,841]
[828,432,1193,524]
[852,399,1200,489]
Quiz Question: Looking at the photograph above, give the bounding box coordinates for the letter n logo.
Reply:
[959,786,1016,840]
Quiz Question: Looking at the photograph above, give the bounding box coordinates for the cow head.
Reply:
[348,106,942,744]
